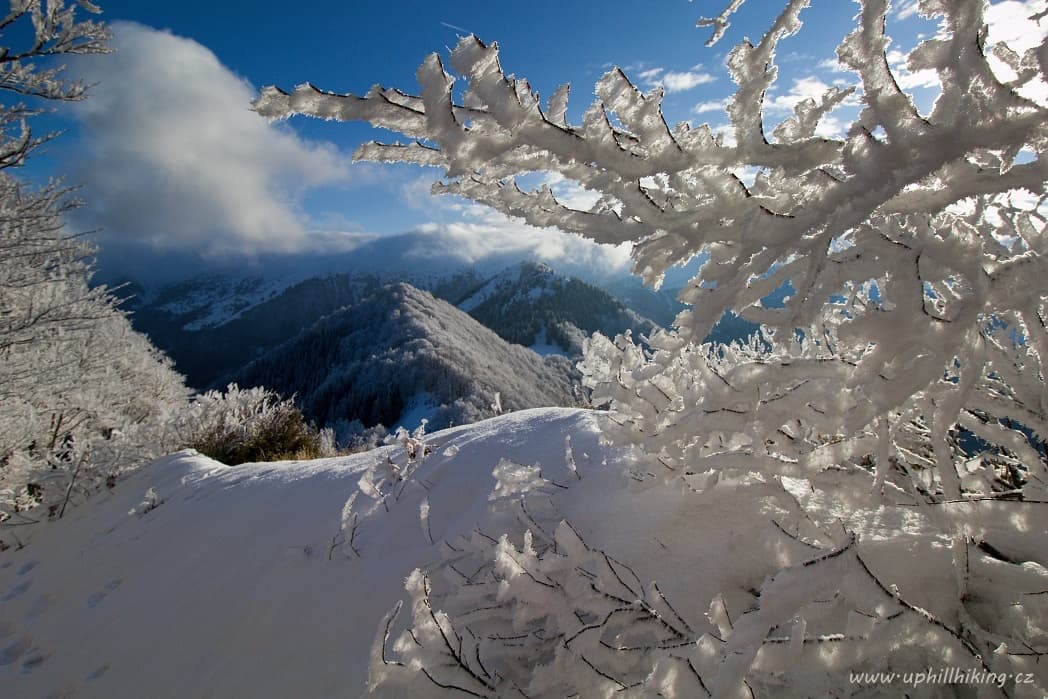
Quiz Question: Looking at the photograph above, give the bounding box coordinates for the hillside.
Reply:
[0,408,1014,697]
[126,275,381,390]
[0,409,609,698]
[125,264,659,391]
[232,283,579,433]
[439,262,658,355]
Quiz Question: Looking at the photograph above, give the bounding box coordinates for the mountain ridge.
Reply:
[125,263,661,392]
[436,261,659,355]
[232,282,580,435]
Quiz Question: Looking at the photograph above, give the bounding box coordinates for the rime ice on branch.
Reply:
[257,1,1048,696]
[256,0,1047,498]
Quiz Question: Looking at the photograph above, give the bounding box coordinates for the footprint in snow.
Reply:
[45,685,78,699]
[0,635,31,665]
[85,578,123,609]
[20,647,49,673]
[1,580,31,602]
[26,594,51,620]
[16,561,38,576]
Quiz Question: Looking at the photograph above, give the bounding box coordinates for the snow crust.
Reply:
[0,409,608,697]
[4,406,1031,697]
[528,325,566,356]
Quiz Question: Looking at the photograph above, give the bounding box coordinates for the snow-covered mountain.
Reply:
[118,261,755,437]
[126,274,384,390]
[436,262,659,355]
[99,225,636,313]
[125,263,659,391]
[120,273,294,332]
[231,283,579,433]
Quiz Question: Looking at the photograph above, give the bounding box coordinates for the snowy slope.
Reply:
[455,262,547,313]
[0,409,612,698]
[128,272,321,333]
[3,408,1043,697]
[135,274,383,390]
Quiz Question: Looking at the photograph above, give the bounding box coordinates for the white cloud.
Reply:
[893,0,921,20]
[635,65,716,94]
[415,215,632,272]
[812,115,849,139]
[710,123,737,146]
[397,174,632,279]
[637,67,664,83]
[68,22,351,256]
[692,98,729,115]
[762,77,858,138]
[660,70,717,93]
[411,212,634,281]
[817,57,849,73]
[885,48,941,90]
[986,0,1048,105]
[764,76,837,112]
[543,172,602,211]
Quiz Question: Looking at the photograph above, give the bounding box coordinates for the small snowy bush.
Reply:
[177,384,334,465]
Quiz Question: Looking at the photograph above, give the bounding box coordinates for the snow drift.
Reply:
[0,409,610,697]
[5,406,1043,697]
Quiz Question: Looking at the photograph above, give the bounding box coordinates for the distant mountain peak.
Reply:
[521,260,554,276]
[448,263,658,356]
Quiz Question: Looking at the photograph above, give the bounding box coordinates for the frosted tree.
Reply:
[0,168,189,521]
[0,0,109,168]
[0,1,189,527]
[258,0,1048,695]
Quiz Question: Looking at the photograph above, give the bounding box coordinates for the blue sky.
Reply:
[17,0,1043,280]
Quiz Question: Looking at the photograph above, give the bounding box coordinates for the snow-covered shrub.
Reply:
[369,515,713,697]
[259,0,1048,695]
[176,384,334,465]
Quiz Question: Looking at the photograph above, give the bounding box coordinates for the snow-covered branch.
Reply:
[258,0,1048,695]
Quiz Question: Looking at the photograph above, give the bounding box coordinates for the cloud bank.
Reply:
[69,22,349,256]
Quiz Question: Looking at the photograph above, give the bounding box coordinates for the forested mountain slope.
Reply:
[438,262,659,355]
[232,283,579,432]
[126,262,662,390]
[127,275,381,390]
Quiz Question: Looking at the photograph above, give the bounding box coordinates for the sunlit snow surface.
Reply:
[0,409,611,697]
[2,408,1038,697]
